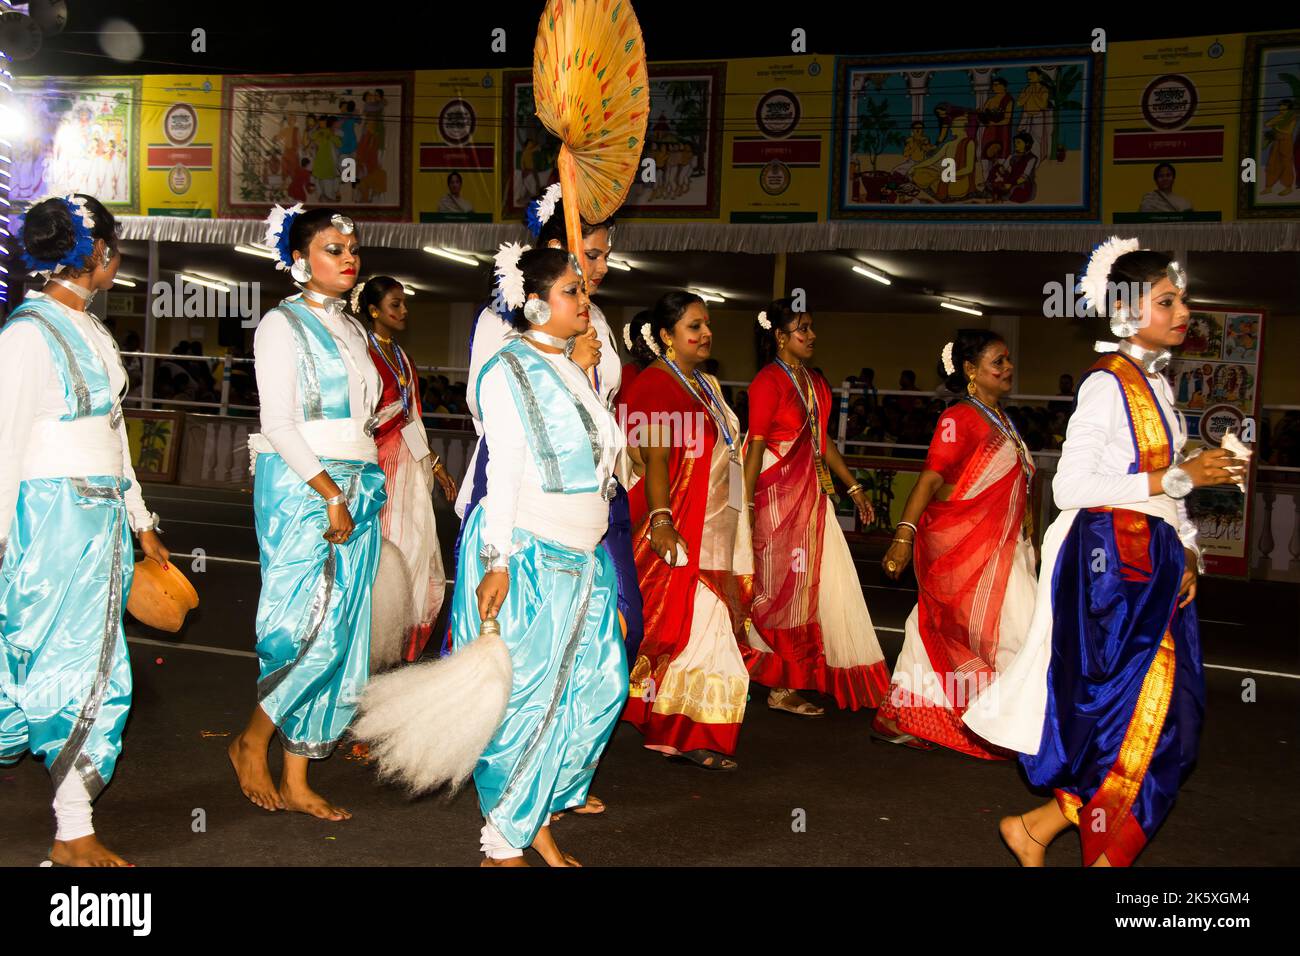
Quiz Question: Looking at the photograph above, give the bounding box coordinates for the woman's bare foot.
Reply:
[481,856,530,867]
[50,834,131,867]
[278,780,351,821]
[551,794,607,823]
[999,815,1047,867]
[532,825,581,866]
[228,734,284,812]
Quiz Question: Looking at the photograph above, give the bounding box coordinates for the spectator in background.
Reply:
[121,331,143,392]
[1049,372,1075,416]
[856,367,879,411]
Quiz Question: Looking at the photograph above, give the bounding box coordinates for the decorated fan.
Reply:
[532,0,649,271]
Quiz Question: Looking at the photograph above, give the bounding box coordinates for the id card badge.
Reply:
[401,418,432,462]
[728,458,744,512]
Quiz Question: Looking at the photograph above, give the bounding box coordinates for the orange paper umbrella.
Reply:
[532,0,649,272]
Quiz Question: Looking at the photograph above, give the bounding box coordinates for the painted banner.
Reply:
[140,75,220,218]
[502,61,726,221]
[220,72,412,220]
[723,55,830,223]
[12,76,141,213]
[413,70,498,223]
[830,48,1103,219]
[1171,308,1266,577]
[1238,31,1300,219]
[1106,35,1242,224]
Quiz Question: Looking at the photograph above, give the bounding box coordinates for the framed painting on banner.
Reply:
[830,48,1103,220]
[1170,308,1266,577]
[11,77,142,213]
[502,62,726,220]
[414,70,498,222]
[1237,32,1300,219]
[125,410,184,484]
[220,73,412,220]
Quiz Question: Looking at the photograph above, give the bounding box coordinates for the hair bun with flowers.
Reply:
[19,194,98,277]
[640,322,661,357]
[349,280,367,315]
[940,340,956,376]
[1077,235,1140,317]
[493,241,530,312]
[262,202,305,272]
[524,183,564,239]
[756,310,772,330]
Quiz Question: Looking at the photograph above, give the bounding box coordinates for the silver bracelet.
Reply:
[896,520,919,535]
[324,493,347,506]
[1160,465,1194,500]
[563,336,578,360]
[135,512,162,534]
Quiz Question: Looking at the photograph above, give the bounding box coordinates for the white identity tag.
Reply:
[401,419,432,462]
[728,459,744,512]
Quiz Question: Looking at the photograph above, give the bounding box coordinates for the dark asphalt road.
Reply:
[1,482,1296,867]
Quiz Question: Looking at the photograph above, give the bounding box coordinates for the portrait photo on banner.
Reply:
[219,73,413,220]
[1238,31,1300,218]
[830,48,1102,219]
[12,77,142,213]
[501,62,725,219]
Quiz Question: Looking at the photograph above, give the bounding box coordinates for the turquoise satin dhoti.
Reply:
[0,476,133,798]
[254,454,386,757]
[452,505,628,850]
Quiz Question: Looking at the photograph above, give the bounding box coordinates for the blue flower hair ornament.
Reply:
[261,202,305,271]
[18,194,98,276]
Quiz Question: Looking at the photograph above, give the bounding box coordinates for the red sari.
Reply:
[621,366,753,754]
[743,362,889,710]
[877,400,1035,757]
[369,340,446,660]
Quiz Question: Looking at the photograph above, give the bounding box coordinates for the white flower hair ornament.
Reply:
[493,241,530,312]
[641,322,661,356]
[349,280,367,316]
[1077,235,1141,336]
[262,202,305,273]
[757,310,771,330]
[622,322,634,351]
[940,341,956,376]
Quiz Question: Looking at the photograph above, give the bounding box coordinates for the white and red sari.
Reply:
[877,399,1037,758]
[743,362,889,710]
[369,340,446,661]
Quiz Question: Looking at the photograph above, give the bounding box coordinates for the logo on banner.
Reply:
[760,160,792,195]
[756,89,801,139]
[164,102,198,146]
[1142,74,1198,131]
[168,164,192,195]
[1199,404,1244,446]
[439,98,476,145]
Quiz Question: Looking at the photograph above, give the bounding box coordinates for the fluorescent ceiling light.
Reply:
[606,257,633,271]
[852,264,892,285]
[112,276,137,287]
[235,243,278,260]
[180,273,233,292]
[423,246,479,267]
[690,288,726,303]
[940,300,983,317]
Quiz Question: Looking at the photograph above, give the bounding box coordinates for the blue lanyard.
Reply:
[775,357,820,441]
[664,358,735,454]
[964,396,1033,482]
[368,332,410,419]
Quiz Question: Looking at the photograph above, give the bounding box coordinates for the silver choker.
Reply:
[1117,339,1171,375]
[47,276,95,305]
[300,287,347,316]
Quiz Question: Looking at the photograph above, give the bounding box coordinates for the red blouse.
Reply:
[745,361,832,453]
[368,342,421,442]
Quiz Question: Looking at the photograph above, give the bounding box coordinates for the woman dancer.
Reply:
[0,194,169,866]
[621,292,754,771]
[359,245,627,866]
[965,240,1243,866]
[875,329,1036,756]
[228,204,386,822]
[743,299,889,716]
[355,276,457,661]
